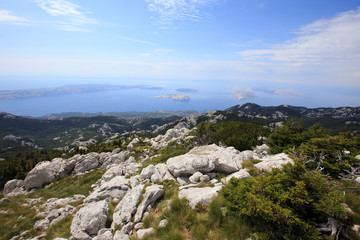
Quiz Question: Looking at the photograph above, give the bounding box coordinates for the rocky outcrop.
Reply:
[137,228,155,239]
[24,161,55,190]
[3,179,24,195]
[70,200,109,240]
[112,184,144,230]
[84,176,130,203]
[221,169,251,184]
[254,153,294,172]
[179,185,222,209]
[151,128,190,149]
[134,185,164,223]
[166,144,253,177]
[139,164,175,183]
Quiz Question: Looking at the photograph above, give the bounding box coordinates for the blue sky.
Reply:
[0,0,360,111]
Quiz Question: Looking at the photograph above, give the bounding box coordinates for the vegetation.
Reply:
[268,119,360,177]
[196,121,270,151]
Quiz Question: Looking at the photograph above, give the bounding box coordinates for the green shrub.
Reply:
[222,161,346,239]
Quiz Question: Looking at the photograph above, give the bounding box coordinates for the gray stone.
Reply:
[140,165,156,179]
[3,179,24,194]
[24,161,55,190]
[355,177,360,184]
[113,231,130,240]
[71,200,108,240]
[85,176,129,203]
[121,222,134,234]
[179,186,222,209]
[137,228,155,239]
[134,185,164,223]
[93,229,113,240]
[158,219,168,228]
[222,169,251,184]
[254,153,294,172]
[112,184,143,229]
[189,172,203,183]
[134,222,143,230]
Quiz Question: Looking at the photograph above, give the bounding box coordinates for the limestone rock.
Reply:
[101,151,130,169]
[24,161,55,190]
[140,165,157,179]
[189,172,203,183]
[112,184,144,229]
[158,219,168,228]
[3,179,24,194]
[179,186,222,209]
[167,144,252,177]
[137,228,155,239]
[134,185,164,223]
[93,229,113,240]
[253,144,270,158]
[222,169,251,184]
[70,200,109,240]
[85,176,129,203]
[113,231,130,240]
[355,176,360,184]
[73,153,100,175]
[254,153,294,172]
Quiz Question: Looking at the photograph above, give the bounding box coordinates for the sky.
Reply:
[0,0,360,113]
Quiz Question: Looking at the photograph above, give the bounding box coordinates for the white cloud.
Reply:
[34,0,97,31]
[232,87,257,100]
[155,94,190,101]
[237,7,360,84]
[0,10,28,24]
[117,36,154,45]
[139,53,153,57]
[268,88,306,97]
[145,0,219,25]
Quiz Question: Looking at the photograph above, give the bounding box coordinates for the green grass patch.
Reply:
[44,215,73,240]
[106,200,118,228]
[0,199,42,240]
[26,169,104,200]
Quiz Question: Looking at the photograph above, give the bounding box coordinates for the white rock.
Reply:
[158,219,168,228]
[137,228,155,239]
[189,172,203,183]
[134,222,143,230]
[355,177,360,184]
[200,175,210,182]
[93,229,113,240]
[253,144,270,158]
[74,153,100,175]
[121,222,134,234]
[222,169,251,184]
[254,153,294,172]
[70,200,109,240]
[101,151,129,169]
[134,185,164,223]
[24,161,55,190]
[179,186,222,209]
[113,231,130,240]
[140,165,156,179]
[167,144,253,177]
[112,184,143,229]
[85,176,129,203]
[3,179,24,194]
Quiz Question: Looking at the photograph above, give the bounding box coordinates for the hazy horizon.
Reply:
[1,1,360,115]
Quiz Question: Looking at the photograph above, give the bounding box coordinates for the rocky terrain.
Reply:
[1,124,296,240]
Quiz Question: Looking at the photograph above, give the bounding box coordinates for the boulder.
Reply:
[92,229,113,240]
[189,172,203,183]
[222,169,251,184]
[253,144,270,158]
[134,185,164,223]
[137,228,155,239]
[24,161,55,190]
[179,186,222,209]
[74,153,100,175]
[101,151,130,169]
[84,176,129,203]
[70,200,108,240]
[254,153,294,172]
[112,184,144,229]
[158,219,168,228]
[3,179,24,194]
[140,165,157,179]
[167,144,252,177]
[113,231,130,240]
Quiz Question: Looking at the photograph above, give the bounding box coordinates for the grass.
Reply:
[44,215,73,240]
[241,159,261,176]
[26,169,104,200]
[0,170,104,240]
[0,199,42,240]
[106,200,118,228]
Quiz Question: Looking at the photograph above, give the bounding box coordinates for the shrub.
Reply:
[222,161,345,239]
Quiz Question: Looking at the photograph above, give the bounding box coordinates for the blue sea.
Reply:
[0,88,239,117]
